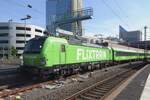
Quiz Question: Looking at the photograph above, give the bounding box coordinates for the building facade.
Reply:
[119,25,142,42]
[0,22,45,57]
[46,0,83,34]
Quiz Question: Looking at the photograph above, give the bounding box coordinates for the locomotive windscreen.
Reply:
[24,37,46,53]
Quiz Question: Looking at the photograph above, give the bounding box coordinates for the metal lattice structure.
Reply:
[54,8,93,36]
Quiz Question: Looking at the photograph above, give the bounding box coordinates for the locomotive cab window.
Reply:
[24,37,46,53]
[61,44,65,52]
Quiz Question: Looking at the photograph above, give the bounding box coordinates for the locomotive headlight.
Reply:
[40,58,46,65]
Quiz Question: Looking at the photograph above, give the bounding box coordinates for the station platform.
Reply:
[105,64,150,100]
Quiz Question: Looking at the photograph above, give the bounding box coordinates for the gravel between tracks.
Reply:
[5,62,143,100]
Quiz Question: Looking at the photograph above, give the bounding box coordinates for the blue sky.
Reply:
[0,0,150,37]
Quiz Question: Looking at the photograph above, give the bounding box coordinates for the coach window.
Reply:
[61,44,65,52]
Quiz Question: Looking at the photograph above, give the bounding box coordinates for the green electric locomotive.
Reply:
[22,36,148,78]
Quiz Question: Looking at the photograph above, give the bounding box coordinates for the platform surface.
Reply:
[115,64,150,100]
[140,74,150,100]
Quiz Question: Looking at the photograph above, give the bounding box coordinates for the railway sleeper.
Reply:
[101,80,121,86]
[99,86,115,90]
[99,84,114,89]
[101,82,119,87]
[96,86,110,90]
[101,82,116,85]
[78,95,98,100]
[93,88,108,93]
[83,93,101,99]
[89,91,104,96]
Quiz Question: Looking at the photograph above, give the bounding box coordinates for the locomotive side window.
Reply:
[61,44,65,52]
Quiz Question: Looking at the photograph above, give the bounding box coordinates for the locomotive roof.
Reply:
[47,36,68,44]
[45,36,109,49]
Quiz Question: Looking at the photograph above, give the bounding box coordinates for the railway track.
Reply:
[64,64,144,100]
[0,62,145,99]
[0,79,56,99]
[0,67,19,82]
[0,68,18,74]
[0,69,20,90]
[0,73,77,98]
[0,76,32,94]
[0,68,38,97]
[0,80,54,98]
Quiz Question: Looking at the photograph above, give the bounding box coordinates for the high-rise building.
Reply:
[119,25,142,42]
[46,0,83,35]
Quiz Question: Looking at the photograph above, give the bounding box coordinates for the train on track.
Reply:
[21,36,150,78]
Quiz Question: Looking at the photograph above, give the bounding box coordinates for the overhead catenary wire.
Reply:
[0,0,22,19]
[101,0,131,29]
[21,0,43,14]
[2,0,42,14]
[112,0,134,26]
[112,0,128,18]
[0,0,45,26]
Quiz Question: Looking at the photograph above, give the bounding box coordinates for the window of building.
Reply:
[16,47,24,50]
[0,33,9,36]
[90,39,94,43]
[0,54,8,57]
[17,54,22,57]
[16,27,31,31]
[35,29,42,33]
[0,47,8,50]
[16,34,31,37]
[0,26,9,30]
[35,35,41,37]
[26,34,31,37]
[16,40,26,43]
[0,40,8,43]
[44,31,47,35]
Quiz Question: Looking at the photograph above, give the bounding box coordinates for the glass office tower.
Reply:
[46,0,83,35]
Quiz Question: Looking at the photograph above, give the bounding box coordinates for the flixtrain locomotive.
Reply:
[21,36,150,78]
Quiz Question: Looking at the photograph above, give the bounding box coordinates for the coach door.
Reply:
[60,44,66,64]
